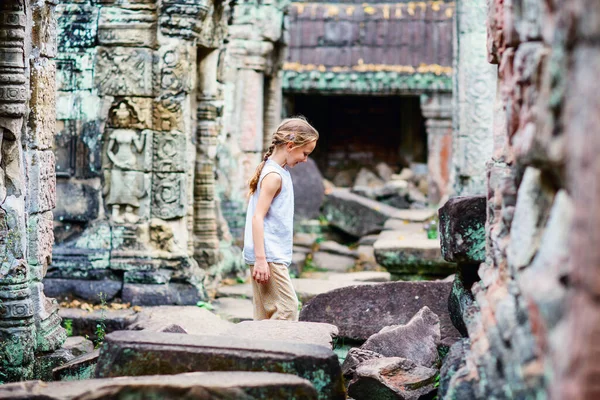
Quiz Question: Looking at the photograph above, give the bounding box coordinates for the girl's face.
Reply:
[286,140,317,168]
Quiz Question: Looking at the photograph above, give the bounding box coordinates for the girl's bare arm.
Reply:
[252,172,282,283]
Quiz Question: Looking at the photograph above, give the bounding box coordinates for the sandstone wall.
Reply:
[443,0,600,398]
[0,0,66,381]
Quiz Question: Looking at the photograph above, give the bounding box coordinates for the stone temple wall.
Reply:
[0,0,67,381]
[442,0,600,398]
[47,0,228,305]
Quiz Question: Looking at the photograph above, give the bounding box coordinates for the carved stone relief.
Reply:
[158,47,194,94]
[98,7,156,48]
[153,95,185,131]
[108,98,153,130]
[153,130,185,172]
[95,47,153,97]
[151,172,186,220]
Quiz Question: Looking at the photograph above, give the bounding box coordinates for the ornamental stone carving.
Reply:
[95,47,154,97]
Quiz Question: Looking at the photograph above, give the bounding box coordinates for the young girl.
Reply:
[243,117,319,321]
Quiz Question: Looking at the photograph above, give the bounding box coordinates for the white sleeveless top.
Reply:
[243,159,294,266]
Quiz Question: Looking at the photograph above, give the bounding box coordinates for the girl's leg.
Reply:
[266,262,299,321]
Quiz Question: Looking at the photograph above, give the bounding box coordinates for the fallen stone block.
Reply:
[439,195,486,264]
[212,297,254,322]
[52,349,99,381]
[317,240,359,257]
[95,331,345,400]
[122,282,206,306]
[63,336,94,357]
[43,278,122,303]
[347,357,438,400]
[322,188,402,237]
[223,320,338,349]
[439,338,470,399]
[361,306,441,368]
[291,158,325,221]
[299,281,461,346]
[59,308,137,339]
[312,251,356,272]
[341,348,383,382]
[127,306,234,336]
[1,372,318,399]
[374,230,455,280]
[448,273,478,337]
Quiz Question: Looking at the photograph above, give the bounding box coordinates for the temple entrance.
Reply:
[284,94,427,184]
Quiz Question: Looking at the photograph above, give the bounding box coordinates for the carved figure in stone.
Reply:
[105,129,148,223]
[0,127,23,201]
[111,102,135,127]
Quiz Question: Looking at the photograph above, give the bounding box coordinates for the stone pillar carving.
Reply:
[0,0,65,382]
[420,93,452,204]
[451,0,497,195]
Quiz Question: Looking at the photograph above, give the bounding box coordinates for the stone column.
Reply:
[0,0,65,382]
[451,0,497,195]
[420,93,452,204]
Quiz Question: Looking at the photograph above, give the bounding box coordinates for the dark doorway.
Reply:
[285,95,427,182]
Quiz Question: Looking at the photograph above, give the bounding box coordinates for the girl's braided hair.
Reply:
[248,116,319,195]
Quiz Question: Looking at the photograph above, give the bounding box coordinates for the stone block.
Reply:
[290,158,325,220]
[27,211,54,278]
[374,230,456,280]
[157,46,194,94]
[312,251,356,272]
[322,188,405,237]
[32,2,58,58]
[439,195,487,263]
[26,150,56,213]
[123,269,173,284]
[223,320,339,349]
[57,4,99,51]
[58,308,137,339]
[347,357,438,400]
[98,7,156,48]
[29,59,56,150]
[94,47,154,96]
[439,338,470,399]
[44,278,122,302]
[448,272,478,337]
[127,306,234,336]
[152,131,186,172]
[95,331,344,400]
[361,306,441,368]
[2,372,318,399]
[153,95,185,131]
[299,281,461,345]
[53,181,100,222]
[52,349,99,382]
[107,97,153,130]
[239,70,265,152]
[151,172,187,219]
[63,336,95,358]
[121,283,206,306]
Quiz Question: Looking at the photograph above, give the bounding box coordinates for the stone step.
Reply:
[127,306,234,335]
[1,372,318,399]
[52,349,100,381]
[95,331,345,400]
[374,230,456,280]
[212,297,254,322]
[299,281,462,346]
[223,320,338,349]
[217,276,384,304]
[58,308,137,339]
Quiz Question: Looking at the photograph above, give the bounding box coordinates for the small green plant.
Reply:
[297,300,303,311]
[318,214,328,225]
[63,318,73,337]
[95,292,107,349]
[236,276,246,284]
[196,301,215,311]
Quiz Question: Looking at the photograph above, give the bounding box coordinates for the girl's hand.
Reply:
[253,259,270,284]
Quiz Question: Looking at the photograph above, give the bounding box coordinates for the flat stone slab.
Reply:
[212,297,254,322]
[302,271,391,282]
[59,308,137,338]
[128,306,234,335]
[223,320,339,349]
[299,281,461,345]
[374,230,456,279]
[52,349,99,381]
[95,331,344,400]
[439,195,486,263]
[0,372,318,399]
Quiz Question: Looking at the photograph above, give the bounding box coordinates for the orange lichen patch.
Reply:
[60,298,142,312]
[363,4,376,15]
[325,5,340,18]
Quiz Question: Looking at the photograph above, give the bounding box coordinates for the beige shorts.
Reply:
[249,262,299,321]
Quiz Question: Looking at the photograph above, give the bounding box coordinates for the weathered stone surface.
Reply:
[44,278,122,302]
[439,195,486,263]
[58,308,137,339]
[312,251,356,272]
[128,306,234,336]
[448,272,478,337]
[63,336,95,358]
[341,348,383,381]
[52,349,99,382]
[223,320,338,349]
[361,307,441,368]
[95,331,345,399]
[27,211,54,277]
[439,338,470,399]
[290,158,325,220]
[26,150,56,213]
[374,230,456,279]
[2,372,318,399]
[322,189,403,237]
[212,297,254,323]
[348,357,438,400]
[299,281,461,345]
[54,181,100,222]
[122,283,206,306]
[317,240,359,258]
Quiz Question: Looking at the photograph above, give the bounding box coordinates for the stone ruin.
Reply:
[1,0,600,398]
